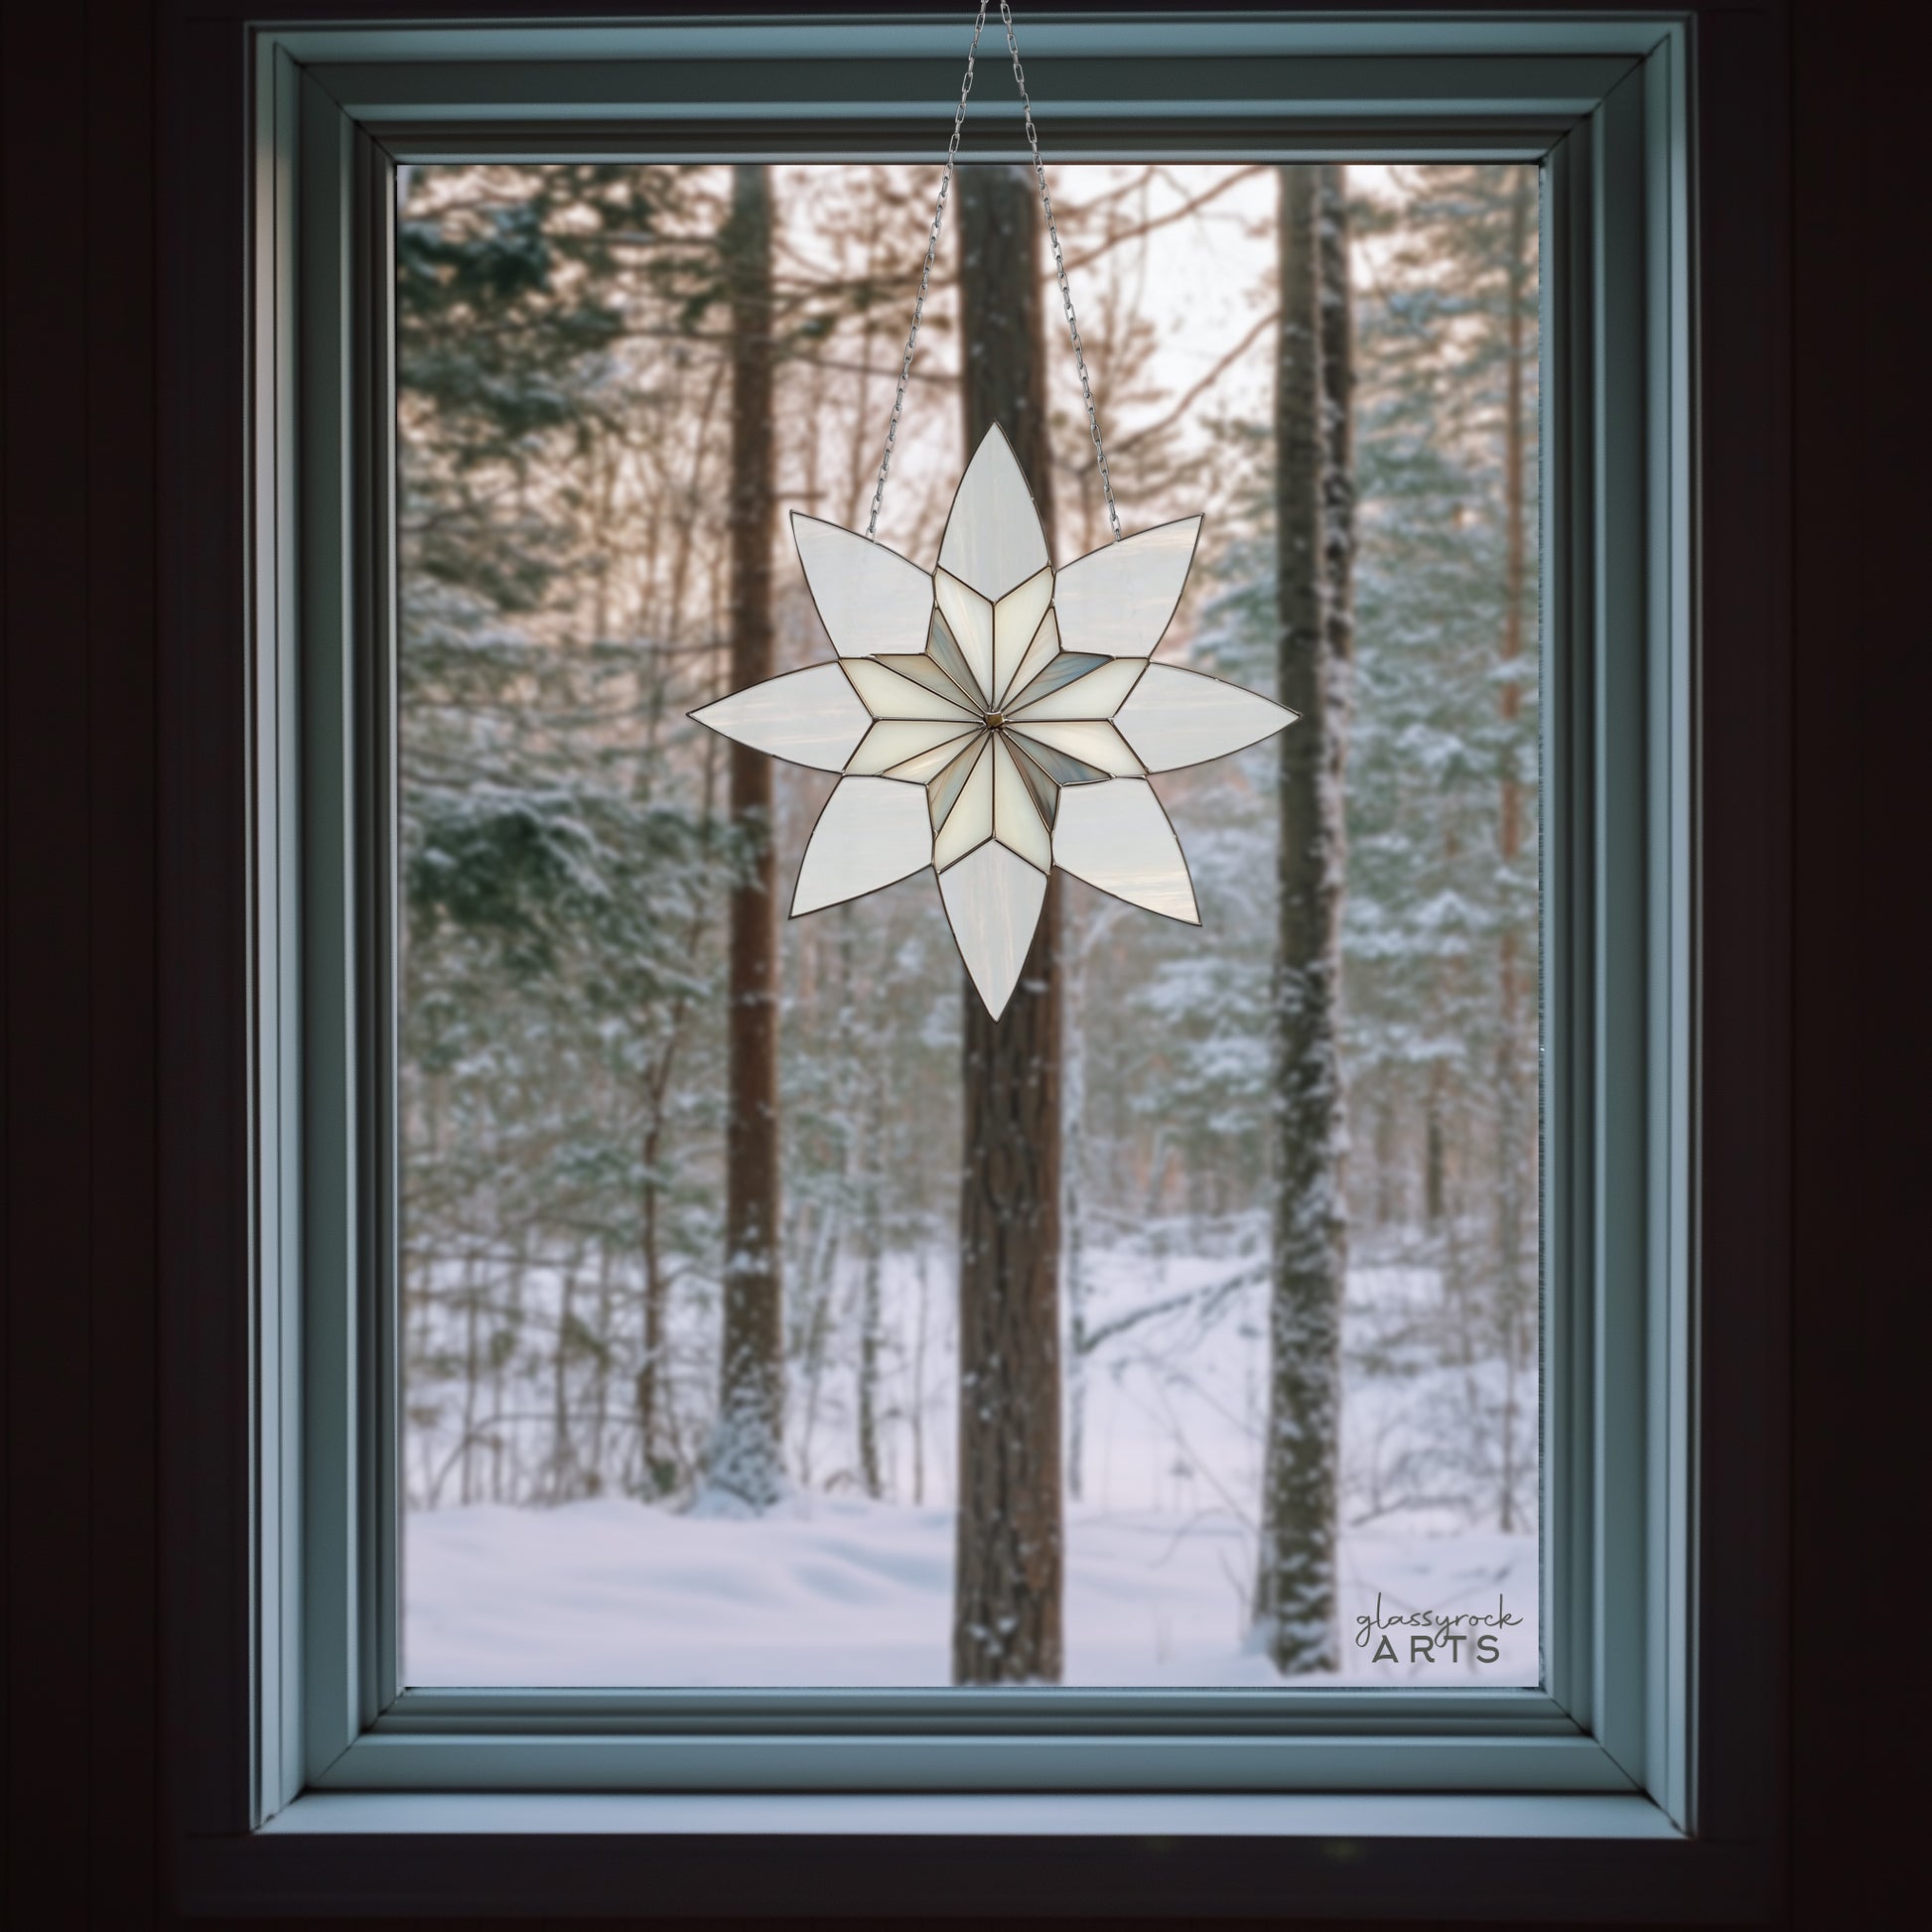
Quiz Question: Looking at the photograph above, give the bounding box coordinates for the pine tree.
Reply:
[395,161,737,1507]
[704,164,787,1511]
[1254,164,1353,1675]
[950,163,1065,1687]
[1340,163,1541,1527]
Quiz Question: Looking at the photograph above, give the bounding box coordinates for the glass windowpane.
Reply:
[398,159,1545,1694]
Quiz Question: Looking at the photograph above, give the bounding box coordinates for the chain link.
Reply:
[866,1,1121,544]
[864,2,989,540]
[997,0,1122,544]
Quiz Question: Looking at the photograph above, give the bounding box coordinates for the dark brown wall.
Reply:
[1,1,1913,1924]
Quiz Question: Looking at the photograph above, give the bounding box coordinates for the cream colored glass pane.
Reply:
[874,650,981,713]
[940,840,1049,1020]
[1001,608,1062,710]
[933,570,995,709]
[843,656,979,724]
[936,425,1050,603]
[1008,732,1110,787]
[1009,717,1143,776]
[991,736,1051,873]
[1113,662,1299,771]
[1052,516,1202,658]
[1004,647,1108,716]
[885,729,980,783]
[931,737,994,870]
[847,718,980,775]
[992,567,1054,705]
[791,513,934,658]
[1009,656,1145,724]
[1052,777,1199,924]
[927,733,988,834]
[1008,738,1060,826]
[791,776,933,916]
[689,662,871,771]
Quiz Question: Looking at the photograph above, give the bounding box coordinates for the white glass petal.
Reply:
[932,737,994,871]
[936,424,1050,603]
[884,728,981,783]
[933,570,995,710]
[1113,662,1299,771]
[1008,717,1143,776]
[1009,656,1146,724]
[843,656,979,724]
[847,718,982,775]
[992,567,1054,705]
[939,839,1049,1021]
[791,513,933,658]
[1001,607,1062,708]
[689,662,871,771]
[991,736,1051,873]
[791,776,933,917]
[1052,778,1199,924]
[1052,516,1203,658]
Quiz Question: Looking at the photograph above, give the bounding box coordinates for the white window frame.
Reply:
[193,11,1741,1919]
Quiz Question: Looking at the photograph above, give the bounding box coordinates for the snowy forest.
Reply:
[396,159,1542,1688]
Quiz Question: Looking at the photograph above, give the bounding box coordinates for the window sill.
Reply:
[260,1788,1684,1838]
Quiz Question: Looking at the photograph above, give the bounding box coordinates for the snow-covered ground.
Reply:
[405,1494,1538,1689]
[403,1238,1540,1690]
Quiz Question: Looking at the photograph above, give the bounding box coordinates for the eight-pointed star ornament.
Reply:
[692,425,1299,1019]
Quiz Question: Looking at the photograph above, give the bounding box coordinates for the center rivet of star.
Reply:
[986,713,1006,729]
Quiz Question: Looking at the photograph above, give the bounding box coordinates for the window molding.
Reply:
[160,9,1764,1920]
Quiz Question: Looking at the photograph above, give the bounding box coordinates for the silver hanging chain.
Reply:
[866,0,1122,545]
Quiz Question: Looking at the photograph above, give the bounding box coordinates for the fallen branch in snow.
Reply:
[1073,1262,1270,1357]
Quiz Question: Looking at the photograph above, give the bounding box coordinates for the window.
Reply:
[394,156,1543,1694]
[218,13,1722,1918]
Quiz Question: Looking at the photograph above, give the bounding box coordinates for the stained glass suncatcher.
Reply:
[693,425,1298,1017]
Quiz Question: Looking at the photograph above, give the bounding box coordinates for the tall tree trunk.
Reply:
[588,1243,614,1492]
[951,163,1064,1687]
[1254,163,1353,1675]
[1063,896,1091,1504]
[1493,168,1534,1534]
[857,1068,886,1500]
[636,724,717,1499]
[1373,1087,1398,1229]
[551,1251,579,1503]
[460,1254,481,1506]
[910,1241,930,1507]
[706,163,785,1510]
[637,1105,671,1489]
[1425,1065,1448,1230]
